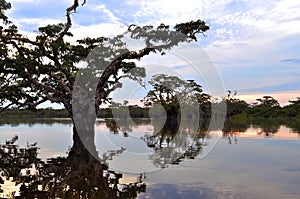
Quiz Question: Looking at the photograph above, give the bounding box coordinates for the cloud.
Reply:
[280,58,300,65]
[8,0,68,18]
[220,62,300,93]
[124,0,300,42]
[12,18,63,32]
[126,0,205,25]
[70,22,126,39]
[237,90,300,106]
[91,4,121,24]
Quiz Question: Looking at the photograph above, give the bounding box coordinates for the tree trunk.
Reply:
[66,122,117,199]
[69,125,97,157]
[67,98,98,158]
[164,106,180,132]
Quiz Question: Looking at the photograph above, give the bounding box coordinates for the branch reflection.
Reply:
[0,135,146,198]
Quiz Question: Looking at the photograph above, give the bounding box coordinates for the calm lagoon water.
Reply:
[0,119,300,199]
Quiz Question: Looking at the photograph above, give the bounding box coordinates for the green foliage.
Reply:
[230,112,248,124]
[143,74,203,108]
[230,94,300,120]
[175,20,209,41]
[142,74,207,123]
[256,96,280,107]
[0,0,11,24]
[0,108,69,120]
[129,105,149,118]
[282,97,300,118]
[0,106,148,119]
[223,91,248,118]
[220,91,300,120]
[245,106,283,118]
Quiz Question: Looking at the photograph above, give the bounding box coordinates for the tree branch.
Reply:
[0,103,13,114]
[60,0,85,40]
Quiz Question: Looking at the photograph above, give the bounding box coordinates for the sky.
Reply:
[5,0,300,106]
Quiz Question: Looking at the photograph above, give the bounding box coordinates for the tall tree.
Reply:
[0,0,209,149]
[0,0,209,196]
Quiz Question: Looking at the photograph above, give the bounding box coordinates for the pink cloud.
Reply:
[237,90,300,106]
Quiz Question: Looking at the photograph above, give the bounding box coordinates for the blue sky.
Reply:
[5,0,300,105]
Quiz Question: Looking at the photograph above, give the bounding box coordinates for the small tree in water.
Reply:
[143,74,204,129]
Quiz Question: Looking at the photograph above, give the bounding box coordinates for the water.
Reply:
[0,119,300,198]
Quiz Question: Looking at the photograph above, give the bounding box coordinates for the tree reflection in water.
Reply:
[145,119,206,168]
[0,136,146,198]
[222,119,249,144]
[107,118,212,169]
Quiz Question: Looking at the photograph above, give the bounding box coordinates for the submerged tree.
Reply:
[142,74,204,128]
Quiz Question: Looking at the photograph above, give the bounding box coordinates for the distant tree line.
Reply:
[0,106,148,120]
[229,95,300,120]
[0,107,69,119]
[1,92,299,121]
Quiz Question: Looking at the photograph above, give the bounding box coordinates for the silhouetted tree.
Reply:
[284,97,300,118]
[223,91,248,117]
[142,74,204,127]
[256,96,280,107]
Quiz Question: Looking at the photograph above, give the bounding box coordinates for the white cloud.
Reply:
[13,18,63,29]
[123,0,300,66]
[70,22,126,39]
[92,3,121,24]
[126,0,209,25]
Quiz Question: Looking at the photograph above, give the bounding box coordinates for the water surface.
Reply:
[0,119,299,198]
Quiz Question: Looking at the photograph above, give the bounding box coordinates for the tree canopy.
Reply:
[256,96,280,107]
[143,74,203,107]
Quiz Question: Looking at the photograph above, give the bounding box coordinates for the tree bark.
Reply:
[66,122,118,199]
[69,125,97,158]
[164,106,180,132]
